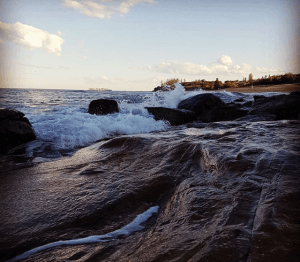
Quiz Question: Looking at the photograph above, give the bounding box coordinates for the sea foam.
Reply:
[9,206,159,262]
[26,84,189,150]
[28,109,168,150]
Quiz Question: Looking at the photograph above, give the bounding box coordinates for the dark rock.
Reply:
[290,91,300,96]
[241,101,253,107]
[177,93,224,116]
[146,107,197,126]
[224,102,241,108]
[249,94,300,120]
[199,106,248,123]
[234,98,244,102]
[186,121,206,128]
[253,95,265,101]
[177,94,248,123]
[88,99,119,115]
[0,109,36,154]
[236,113,277,122]
[1,121,299,261]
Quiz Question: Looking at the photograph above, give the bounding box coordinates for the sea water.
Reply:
[0,84,283,159]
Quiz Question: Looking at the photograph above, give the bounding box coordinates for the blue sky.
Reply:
[0,0,299,90]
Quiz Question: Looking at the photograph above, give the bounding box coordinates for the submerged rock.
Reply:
[88,99,119,115]
[249,93,300,120]
[146,107,197,126]
[0,120,299,261]
[0,109,36,154]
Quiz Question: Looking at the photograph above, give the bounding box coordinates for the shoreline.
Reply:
[222,83,300,93]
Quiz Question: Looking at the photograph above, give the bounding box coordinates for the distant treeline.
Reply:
[153,73,300,91]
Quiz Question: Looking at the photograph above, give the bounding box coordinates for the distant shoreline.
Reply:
[222,83,300,93]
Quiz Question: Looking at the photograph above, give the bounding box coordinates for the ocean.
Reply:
[0,85,281,161]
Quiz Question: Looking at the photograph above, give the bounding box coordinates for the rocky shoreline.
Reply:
[0,91,300,262]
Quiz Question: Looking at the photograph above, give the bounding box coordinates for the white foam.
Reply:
[29,110,168,150]
[162,83,186,108]
[9,206,159,262]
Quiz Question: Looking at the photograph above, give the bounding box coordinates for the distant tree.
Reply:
[249,73,253,86]
[214,78,222,89]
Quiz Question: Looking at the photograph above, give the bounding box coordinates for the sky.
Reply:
[0,0,299,91]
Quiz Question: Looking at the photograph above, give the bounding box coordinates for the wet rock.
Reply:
[241,101,253,108]
[177,94,248,123]
[187,121,206,128]
[146,107,197,126]
[224,102,241,108]
[1,121,300,262]
[236,113,277,122]
[253,95,265,101]
[290,91,300,96]
[249,94,300,120]
[199,106,248,122]
[88,99,119,115]
[234,98,245,102]
[0,109,36,155]
[177,93,224,116]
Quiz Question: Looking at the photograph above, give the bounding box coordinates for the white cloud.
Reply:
[0,21,64,56]
[132,55,283,79]
[83,56,88,59]
[63,0,156,19]
[217,55,233,66]
[57,31,62,35]
[254,67,284,75]
[151,57,252,77]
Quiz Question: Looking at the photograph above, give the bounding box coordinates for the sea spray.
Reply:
[163,83,186,108]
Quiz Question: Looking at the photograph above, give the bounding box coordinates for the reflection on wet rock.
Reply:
[0,120,300,261]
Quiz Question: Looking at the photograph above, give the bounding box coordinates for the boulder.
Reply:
[146,107,197,126]
[199,106,248,123]
[88,99,119,115]
[249,94,300,120]
[177,94,224,116]
[0,109,36,154]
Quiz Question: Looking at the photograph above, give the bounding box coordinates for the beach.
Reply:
[224,83,300,93]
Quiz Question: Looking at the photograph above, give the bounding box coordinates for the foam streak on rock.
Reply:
[9,206,159,262]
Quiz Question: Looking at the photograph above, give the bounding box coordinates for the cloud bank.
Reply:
[63,0,156,19]
[0,21,64,56]
[133,56,284,79]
